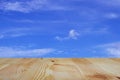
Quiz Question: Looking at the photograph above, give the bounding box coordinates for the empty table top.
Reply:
[0,58,120,80]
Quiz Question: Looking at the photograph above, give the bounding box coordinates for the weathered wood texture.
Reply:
[0,58,120,80]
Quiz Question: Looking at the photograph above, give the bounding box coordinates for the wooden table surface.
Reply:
[0,58,120,80]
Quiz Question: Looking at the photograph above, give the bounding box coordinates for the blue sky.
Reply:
[0,0,120,57]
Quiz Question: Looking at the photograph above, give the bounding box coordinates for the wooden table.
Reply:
[0,58,120,80]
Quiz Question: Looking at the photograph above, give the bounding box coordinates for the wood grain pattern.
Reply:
[0,58,120,80]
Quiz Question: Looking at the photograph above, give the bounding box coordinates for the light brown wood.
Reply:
[0,58,120,80]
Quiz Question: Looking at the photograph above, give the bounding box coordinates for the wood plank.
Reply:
[0,58,120,80]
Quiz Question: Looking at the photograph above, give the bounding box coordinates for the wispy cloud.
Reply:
[80,27,109,35]
[55,29,80,41]
[0,27,52,39]
[0,0,66,13]
[0,46,55,57]
[104,13,119,19]
[106,48,120,56]
[101,42,120,57]
[94,42,120,57]
[0,35,4,39]
[97,0,120,7]
[0,28,31,39]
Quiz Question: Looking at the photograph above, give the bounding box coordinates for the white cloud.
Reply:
[55,27,108,41]
[69,29,80,39]
[102,42,120,56]
[0,46,55,57]
[0,0,65,13]
[106,48,120,56]
[95,42,120,57]
[55,29,80,41]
